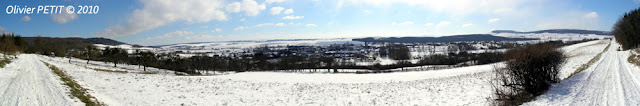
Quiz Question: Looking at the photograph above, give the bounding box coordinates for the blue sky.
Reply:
[1,0,639,46]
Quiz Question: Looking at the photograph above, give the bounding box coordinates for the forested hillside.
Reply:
[0,33,26,54]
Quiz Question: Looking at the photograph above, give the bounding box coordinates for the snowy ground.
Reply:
[526,39,640,105]
[0,54,83,106]
[41,55,498,105]
[0,39,614,105]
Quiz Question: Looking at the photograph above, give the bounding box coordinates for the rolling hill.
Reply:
[491,29,611,35]
[352,34,538,43]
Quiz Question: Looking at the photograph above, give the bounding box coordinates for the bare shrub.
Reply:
[492,43,565,105]
[629,49,640,66]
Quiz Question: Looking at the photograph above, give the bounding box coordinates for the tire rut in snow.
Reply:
[0,54,80,106]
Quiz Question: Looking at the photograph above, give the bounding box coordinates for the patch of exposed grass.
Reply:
[42,61,104,106]
[88,67,158,74]
[174,72,191,76]
[568,42,611,78]
[89,67,128,73]
[0,57,11,68]
[138,71,156,74]
[628,49,640,67]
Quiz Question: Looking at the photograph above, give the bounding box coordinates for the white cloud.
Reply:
[488,18,501,23]
[255,23,274,27]
[51,7,78,24]
[493,8,515,15]
[147,31,194,40]
[392,21,414,26]
[636,0,640,4]
[256,23,286,27]
[226,2,241,13]
[211,28,222,32]
[402,21,414,25]
[21,16,31,22]
[424,23,434,26]
[536,11,602,30]
[0,26,5,32]
[96,0,227,38]
[282,15,304,19]
[239,18,246,21]
[339,0,608,31]
[363,9,373,14]
[269,7,285,15]
[226,0,266,16]
[436,21,451,28]
[185,35,217,40]
[460,24,473,28]
[305,24,317,27]
[584,12,598,18]
[345,0,536,16]
[180,28,192,31]
[283,9,294,14]
[234,26,248,30]
[201,26,209,28]
[265,0,285,4]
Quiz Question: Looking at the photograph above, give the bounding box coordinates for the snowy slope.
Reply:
[0,54,83,106]
[557,40,610,79]
[526,40,640,105]
[21,39,610,105]
[41,55,497,105]
[216,63,496,83]
[493,33,611,41]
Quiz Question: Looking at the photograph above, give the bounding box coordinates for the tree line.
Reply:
[0,33,26,54]
[613,7,640,50]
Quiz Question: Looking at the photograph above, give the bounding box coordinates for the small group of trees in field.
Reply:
[383,43,411,60]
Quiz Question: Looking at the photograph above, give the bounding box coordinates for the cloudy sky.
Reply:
[1,0,639,46]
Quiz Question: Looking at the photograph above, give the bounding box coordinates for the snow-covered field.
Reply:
[159,38,363,49]
[41,55,498,105]
[32,40,607,105]
[526,40,640,105]
[0,39,617,105]
[155,38,364,55]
